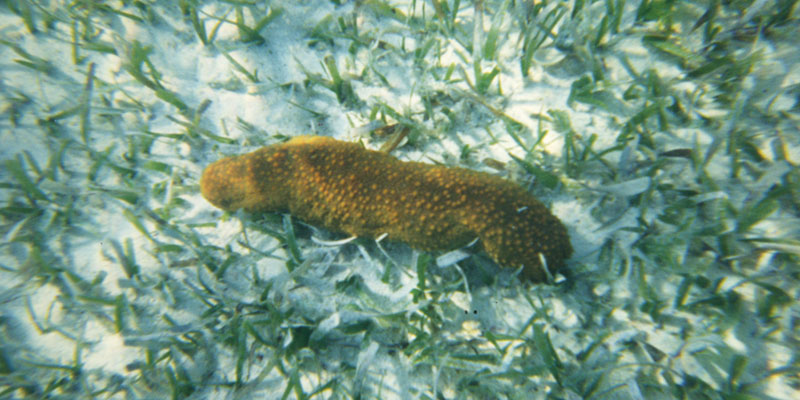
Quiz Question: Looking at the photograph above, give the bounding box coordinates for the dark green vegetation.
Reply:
[1,0,798,399]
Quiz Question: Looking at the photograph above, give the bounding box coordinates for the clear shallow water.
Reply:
[0,1,798,399]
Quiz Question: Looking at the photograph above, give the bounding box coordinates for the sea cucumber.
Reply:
[200,135,572,281]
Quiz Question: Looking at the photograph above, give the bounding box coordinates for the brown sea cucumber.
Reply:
[200,135,571,281]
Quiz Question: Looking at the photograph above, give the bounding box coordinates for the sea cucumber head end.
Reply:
[200,156,250,211]
[201,147,292,212]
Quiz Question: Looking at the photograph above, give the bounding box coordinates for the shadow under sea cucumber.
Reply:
[200,135,572,282]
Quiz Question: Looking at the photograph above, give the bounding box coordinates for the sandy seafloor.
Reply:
[0,1,798,399]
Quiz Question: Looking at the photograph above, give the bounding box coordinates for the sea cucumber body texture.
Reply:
[201,136,571,281]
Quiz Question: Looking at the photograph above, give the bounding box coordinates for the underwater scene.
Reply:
[0,1,798,399]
